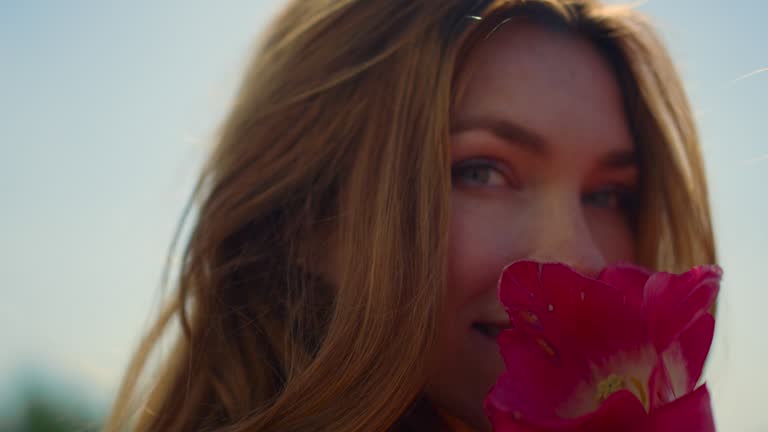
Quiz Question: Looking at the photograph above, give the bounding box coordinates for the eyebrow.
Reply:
[450,114,637,170]
[598,149,638,170]
[451,115,550,157]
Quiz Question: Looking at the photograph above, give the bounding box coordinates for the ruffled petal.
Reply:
[649,314,716,405]
[489,261,721,432]
[636,385,715,432]
[674,314,716,392]
[499,260,542,310]
[597,263,651,308]
[500,261,649,365]
[487,329,587,422]
[643,266,721,351]
[490,390,647,432]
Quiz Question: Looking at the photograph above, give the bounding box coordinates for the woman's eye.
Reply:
[451,159,509,187]
[583,187,638,211]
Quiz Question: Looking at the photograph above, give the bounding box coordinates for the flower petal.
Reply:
[597,263,651,308]
[636,385,715,432]
[487,329,587,422]
[643,266,721,351]
[489,261,720,432]
[500,261,649,365]
[490,390,647,432]
[675,314,716,391]
[499,260,542,310]
[558,390,647,432]
[650,314,716,405]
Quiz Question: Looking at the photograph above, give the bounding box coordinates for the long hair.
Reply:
[105,1,716,431]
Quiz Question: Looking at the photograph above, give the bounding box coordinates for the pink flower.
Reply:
[485,261,722,432]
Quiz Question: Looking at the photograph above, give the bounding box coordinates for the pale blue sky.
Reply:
[1,1,766,430]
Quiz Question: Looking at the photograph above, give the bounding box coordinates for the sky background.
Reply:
[1,1,766,430]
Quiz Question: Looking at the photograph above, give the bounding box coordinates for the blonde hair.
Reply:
[106,1,716,431]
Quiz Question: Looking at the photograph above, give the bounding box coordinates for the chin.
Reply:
[438,403,492,432]
[424,337,505,431]
[457,408,493,432]
[425,384,495,432]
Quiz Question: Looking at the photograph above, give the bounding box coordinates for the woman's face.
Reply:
[427,22,639,430]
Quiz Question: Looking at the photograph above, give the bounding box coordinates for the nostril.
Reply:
[472,322,491,337]
[527,212,608,277]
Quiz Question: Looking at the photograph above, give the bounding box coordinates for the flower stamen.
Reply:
[629,376,649,410]
[535,337,558,358]
[596,374,625,403]
[519,310,540,327]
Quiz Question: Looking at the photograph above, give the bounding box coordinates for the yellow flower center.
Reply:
[596,374,625,403]
[594,374,649,409]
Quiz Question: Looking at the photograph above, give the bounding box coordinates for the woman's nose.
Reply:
[526,194,606,278]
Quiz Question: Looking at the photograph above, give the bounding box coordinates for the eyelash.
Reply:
[582,187,639,212]
[451,158,639,211]
[451,159,513,188]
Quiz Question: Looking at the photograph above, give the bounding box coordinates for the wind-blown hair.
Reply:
[105,1,716,431]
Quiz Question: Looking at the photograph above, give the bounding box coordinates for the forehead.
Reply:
[453,20,633,156]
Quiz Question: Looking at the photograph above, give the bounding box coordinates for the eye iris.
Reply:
[585,189,638,212]
[452,162,496,186]
[590,191,617,208]
[466,166,490,184]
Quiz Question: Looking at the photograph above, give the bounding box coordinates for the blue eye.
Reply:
[451,159,509,187]
[583,188,638,211]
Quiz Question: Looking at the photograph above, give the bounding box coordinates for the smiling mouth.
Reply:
[472,322,510,339]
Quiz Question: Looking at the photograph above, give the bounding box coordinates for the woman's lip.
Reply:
[472,320,512,329]
[471,321,512,339]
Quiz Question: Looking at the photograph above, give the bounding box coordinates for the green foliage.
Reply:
[1,387,103,432]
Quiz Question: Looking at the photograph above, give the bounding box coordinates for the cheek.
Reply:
[586,208,636,264]
[446,194,531,315]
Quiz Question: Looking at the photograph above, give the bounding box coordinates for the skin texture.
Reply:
[426,22,640,431]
